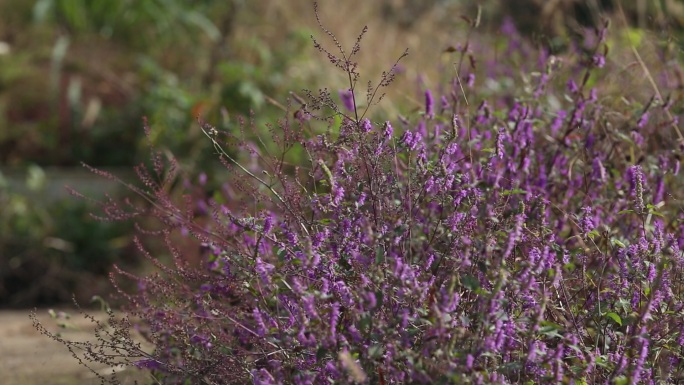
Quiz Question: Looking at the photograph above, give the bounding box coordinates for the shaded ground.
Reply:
[0,310,150,385]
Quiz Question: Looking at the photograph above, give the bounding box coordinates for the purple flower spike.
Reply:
[400,131,415,150]
[252,368,277,385]
[441,95,449,110]
[384,121,394,139]
[629,165,645,214]
[134,358,163,370]
[592,55,606,68]
[496,127,505,159]
[466,73,475,88]
[592,158,607,183]
[332,185,345,206]
[263,214,273,233]
[425,89,434,119]
[581,207,595,233]
[360,118,372,133]
[339,88,354,112]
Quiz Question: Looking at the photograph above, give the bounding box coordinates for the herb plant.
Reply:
[34,4,684,384]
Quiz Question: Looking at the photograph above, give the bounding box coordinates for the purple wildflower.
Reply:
[330,302,340,340]
[357,192,367,206]
[425,89,434,119]
[339,89,354,112]
[647,263,656,283]
[592,54,606,68]
[631,130,645,146]
[496,127,505,159]
[592,158,607,183]
[629,165,645,214]
[365,291,377,310]
[399,131,415,150]
[383,121,393,139]
[631,331,650,384]
[360,118,372,133]
[252,368,277,385]
[301,294,318,319]
[589,88,598,102]
[466,73,475,87]
[263,214,273,234]
[424,176,435,194]
[581,207,595,233]
[441,95,449,110]
[465,354,474,370]
[453,113,462,133]
[332,185,345,206]
[255,257,274,286]
[551,110,566,135]
[253,307,268,337]
[134,358,163,370]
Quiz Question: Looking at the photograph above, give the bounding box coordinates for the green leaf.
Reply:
[539,321,564,338]
[359,315,371,333]
[277,248,287,262]
[182,12,221,41]
[617,210,634,215]
[611,239,626,248]
[26,165,46,191]
[339,254,352,271]
[625,28,644,47]
[502,188,527,196]
[375,290,384,310]
[375,246,385,264]
[604,312,622,326]
[316,347,328,361]
[617,298,630,313]
[460,274,480,291]
[594,354,609,368]
[368,344,384,359]
[33,0,54,22]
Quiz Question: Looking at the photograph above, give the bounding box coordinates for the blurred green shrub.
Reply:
[31,0,223,46]
[0,0,319,308]
[0,166,136,307]
[0,0,317,171]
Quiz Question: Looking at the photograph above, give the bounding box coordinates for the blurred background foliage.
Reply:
[0,0,682,307]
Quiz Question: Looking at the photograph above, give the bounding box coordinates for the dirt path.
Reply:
[0,309,149,385]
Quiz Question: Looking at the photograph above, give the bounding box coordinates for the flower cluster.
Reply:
[35,8,684,385]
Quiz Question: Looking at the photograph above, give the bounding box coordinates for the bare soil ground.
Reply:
[0,310,151,385]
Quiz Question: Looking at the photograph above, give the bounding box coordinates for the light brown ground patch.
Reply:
[0,310,151,385]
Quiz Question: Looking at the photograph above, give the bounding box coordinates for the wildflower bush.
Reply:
[34,4,684,384]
